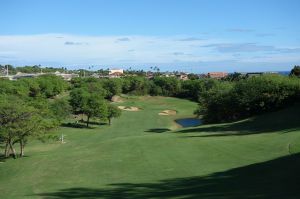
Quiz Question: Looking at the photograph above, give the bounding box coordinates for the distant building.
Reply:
[109,69,124,78]
[176,74,189,80]
[207,72,228,79]
[146,71,154,79]
[109,69,124,75]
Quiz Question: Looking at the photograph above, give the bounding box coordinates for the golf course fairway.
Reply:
[0,96,300,199]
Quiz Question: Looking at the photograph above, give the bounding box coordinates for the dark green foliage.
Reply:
[50,98,72,123]
[37,75,68,98]
[198,75,300,123]
[69,86,108,127]
[223,72,244,81]
[102,78,122,99]
[83,94,108,127]
[122,77,150,95]
[290,65,300,77]
[0,75,68,99]
[107,104,122,125]
[187,73,199,80]
[69,88,90,114]
[0,96,59,158]
[179,79,218,100]
[18,78,41,97]
[151,77,181,96]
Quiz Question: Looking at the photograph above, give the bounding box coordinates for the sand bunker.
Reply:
[111,95,124,102]
[159,110,177,116]
[118,106,140,111]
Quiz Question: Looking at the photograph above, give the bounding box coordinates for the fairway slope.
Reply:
[35,153,300,199]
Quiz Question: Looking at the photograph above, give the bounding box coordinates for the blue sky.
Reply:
[0,0,300,72]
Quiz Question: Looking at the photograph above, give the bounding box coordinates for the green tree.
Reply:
[102,79,122,100]
[69,87,109,127]
[0,96,57,158]
[290,66,300,77]
[37,75,68,98]
[83,94,108,127]
[107,104,122,125]
[50,98,71,123]
[69,88,89,115]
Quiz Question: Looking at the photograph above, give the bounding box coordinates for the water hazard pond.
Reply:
[175,118,202,127]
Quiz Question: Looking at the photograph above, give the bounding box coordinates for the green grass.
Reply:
[0,96,300,199]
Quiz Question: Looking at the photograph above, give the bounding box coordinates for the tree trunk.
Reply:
[86,116,90,127]
[109,118,112,125]
[20,139,25,157]
[4,141,10,158]
[8,140,16,159]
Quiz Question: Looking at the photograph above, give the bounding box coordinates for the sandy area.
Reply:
[158,110,177,116]
[111,95,124,102]
[118,106,140,111]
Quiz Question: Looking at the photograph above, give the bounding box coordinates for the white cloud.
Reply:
[0,34,299,71]
[0,34,216,66]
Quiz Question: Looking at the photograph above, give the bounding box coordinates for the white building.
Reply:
[109,69,124,75]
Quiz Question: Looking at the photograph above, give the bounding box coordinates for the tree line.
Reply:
[0,75,122,158]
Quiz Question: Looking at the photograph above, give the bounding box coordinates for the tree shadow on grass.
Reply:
[34,153,300,199]
[177,105,300,137]
[61,123,94,129]
[145,128,171,133]
[82,121,107,126]
[61,120,107,129]
[0,154,6,163]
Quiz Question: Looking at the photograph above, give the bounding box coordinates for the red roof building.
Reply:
[207,72,228,79]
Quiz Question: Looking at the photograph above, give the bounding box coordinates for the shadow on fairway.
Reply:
[145,128,171,133]
[61,123,92,129]
[0,154,6,162]
[177,104,300,137]
[83,121,107,126]
[61,122,107,129]
[35,153,300,199]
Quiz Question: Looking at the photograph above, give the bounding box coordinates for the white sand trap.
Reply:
[118,106,140,111]
[111,95,124,102]
[159,110,177,116]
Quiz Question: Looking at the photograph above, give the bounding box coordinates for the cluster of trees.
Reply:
[0,74,128,159]
[0,75,71,158]
[0,98,70,159]
[195,74,300,123]
[71,75,219,100]
[0,74,124,158]
[69,78,122,127]
[0,74,68,98]
[69,89,121,127]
